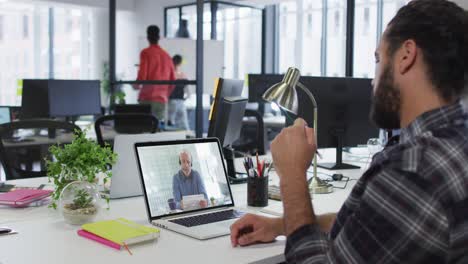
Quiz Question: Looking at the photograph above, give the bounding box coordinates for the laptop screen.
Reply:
[0,107,11,124]
[135,138,234,219]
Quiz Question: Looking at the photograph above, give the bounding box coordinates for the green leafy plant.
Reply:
[46,129,117,209]
[69,189,93,210]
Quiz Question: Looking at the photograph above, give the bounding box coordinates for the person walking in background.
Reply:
[168,55,189,130]
[134,25,175,123]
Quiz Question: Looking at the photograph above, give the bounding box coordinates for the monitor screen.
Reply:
[135,139,234,219]
[208,78,244,137]
[248,74,282,103]
[0,107,11,124]
[48,80,101,117]
[21,79,50,119]
[298,76,379,149]
[210,97,247,147]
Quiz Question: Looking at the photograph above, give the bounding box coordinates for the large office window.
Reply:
[278,0,346,77]
[0,2,49,106]
[353,0,408,78]
[217,4,262,79]
[353,0,378,78]
[53,7,95,79]
[0,2,100,106]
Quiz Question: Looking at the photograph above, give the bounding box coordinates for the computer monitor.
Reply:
[207,78,246,183]
[298,76,379,169]
[248,74,282,103]
[209,97,247,184]
[208,78,244,137]
[21,79,50,119]
[0,106,11,124]
[248,74,379,170]
[48,80,101,117]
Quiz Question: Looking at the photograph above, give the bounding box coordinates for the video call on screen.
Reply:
[137,142,233,217]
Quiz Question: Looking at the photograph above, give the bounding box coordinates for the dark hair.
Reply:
[385,0,468,100]
[147,25,160,44]
[173,54,183,66]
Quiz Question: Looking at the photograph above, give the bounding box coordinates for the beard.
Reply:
[369,63,401,129]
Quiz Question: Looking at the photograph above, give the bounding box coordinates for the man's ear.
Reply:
[397,39,417,74]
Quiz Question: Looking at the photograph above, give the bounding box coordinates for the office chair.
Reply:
[0,119,81,180]
[94,113,159,148]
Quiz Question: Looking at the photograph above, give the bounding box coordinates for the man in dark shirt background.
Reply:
[134,25,175,123]
[230,0,468,263]
[172,150,208,210]
[168,54,189,130]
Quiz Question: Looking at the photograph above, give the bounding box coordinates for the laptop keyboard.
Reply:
[169,209,245,227]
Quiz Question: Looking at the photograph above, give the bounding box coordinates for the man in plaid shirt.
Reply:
[230,0,468,263]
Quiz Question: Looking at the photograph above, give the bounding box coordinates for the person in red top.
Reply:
[134,25,175,122]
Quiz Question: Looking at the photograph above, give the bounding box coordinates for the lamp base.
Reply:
[309,177,333,194]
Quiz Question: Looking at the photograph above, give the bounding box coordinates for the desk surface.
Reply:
[0,149,369,264]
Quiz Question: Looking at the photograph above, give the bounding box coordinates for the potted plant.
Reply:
[46,130,117,213]
[59,181,101,225]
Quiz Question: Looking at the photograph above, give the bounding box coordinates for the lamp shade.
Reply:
[262,67,300,114]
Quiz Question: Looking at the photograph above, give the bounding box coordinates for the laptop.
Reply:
[110,132,186,199]
[135,138,245,240]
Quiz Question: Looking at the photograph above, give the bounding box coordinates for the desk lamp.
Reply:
[262,67,333,194]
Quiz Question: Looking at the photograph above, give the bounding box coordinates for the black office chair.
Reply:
[94,113,159,148]
[0,119,81,180]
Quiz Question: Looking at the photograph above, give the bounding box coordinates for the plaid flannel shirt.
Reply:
[285,102,468,263]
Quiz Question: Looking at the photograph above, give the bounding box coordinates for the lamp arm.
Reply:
[297,82,318,193]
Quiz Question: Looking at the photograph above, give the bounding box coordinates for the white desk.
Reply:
[0,149,370,264]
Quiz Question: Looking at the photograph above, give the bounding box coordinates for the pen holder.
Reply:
[247,176,269,207]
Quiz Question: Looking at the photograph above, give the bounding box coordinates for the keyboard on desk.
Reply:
[169,209,245,227]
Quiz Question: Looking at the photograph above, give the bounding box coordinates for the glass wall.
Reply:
[165,2,262,80]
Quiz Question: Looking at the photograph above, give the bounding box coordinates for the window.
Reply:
[326,0,346,77]
[353,0,408,78]
[278,1,297,74]
[278,0,346,77]
[0,2,99,106]
[23,15,28,39]
[54,7,98,79]
[353,0,377,78]
[0,15,4,41]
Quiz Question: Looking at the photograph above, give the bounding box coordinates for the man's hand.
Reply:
[271,118,316,182]
[271,118,317,236]
[230,214,283,247]
[199,199,208,208]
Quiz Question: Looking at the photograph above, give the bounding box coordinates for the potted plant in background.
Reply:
[46,130,117,224]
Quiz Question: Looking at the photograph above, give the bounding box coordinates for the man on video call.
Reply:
[231,0,468,263]
[172,150,208,210]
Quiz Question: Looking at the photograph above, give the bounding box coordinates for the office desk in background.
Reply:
[0,149,369,264]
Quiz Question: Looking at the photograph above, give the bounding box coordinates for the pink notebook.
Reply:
[0,189,52,207]
[77,230,121,250]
